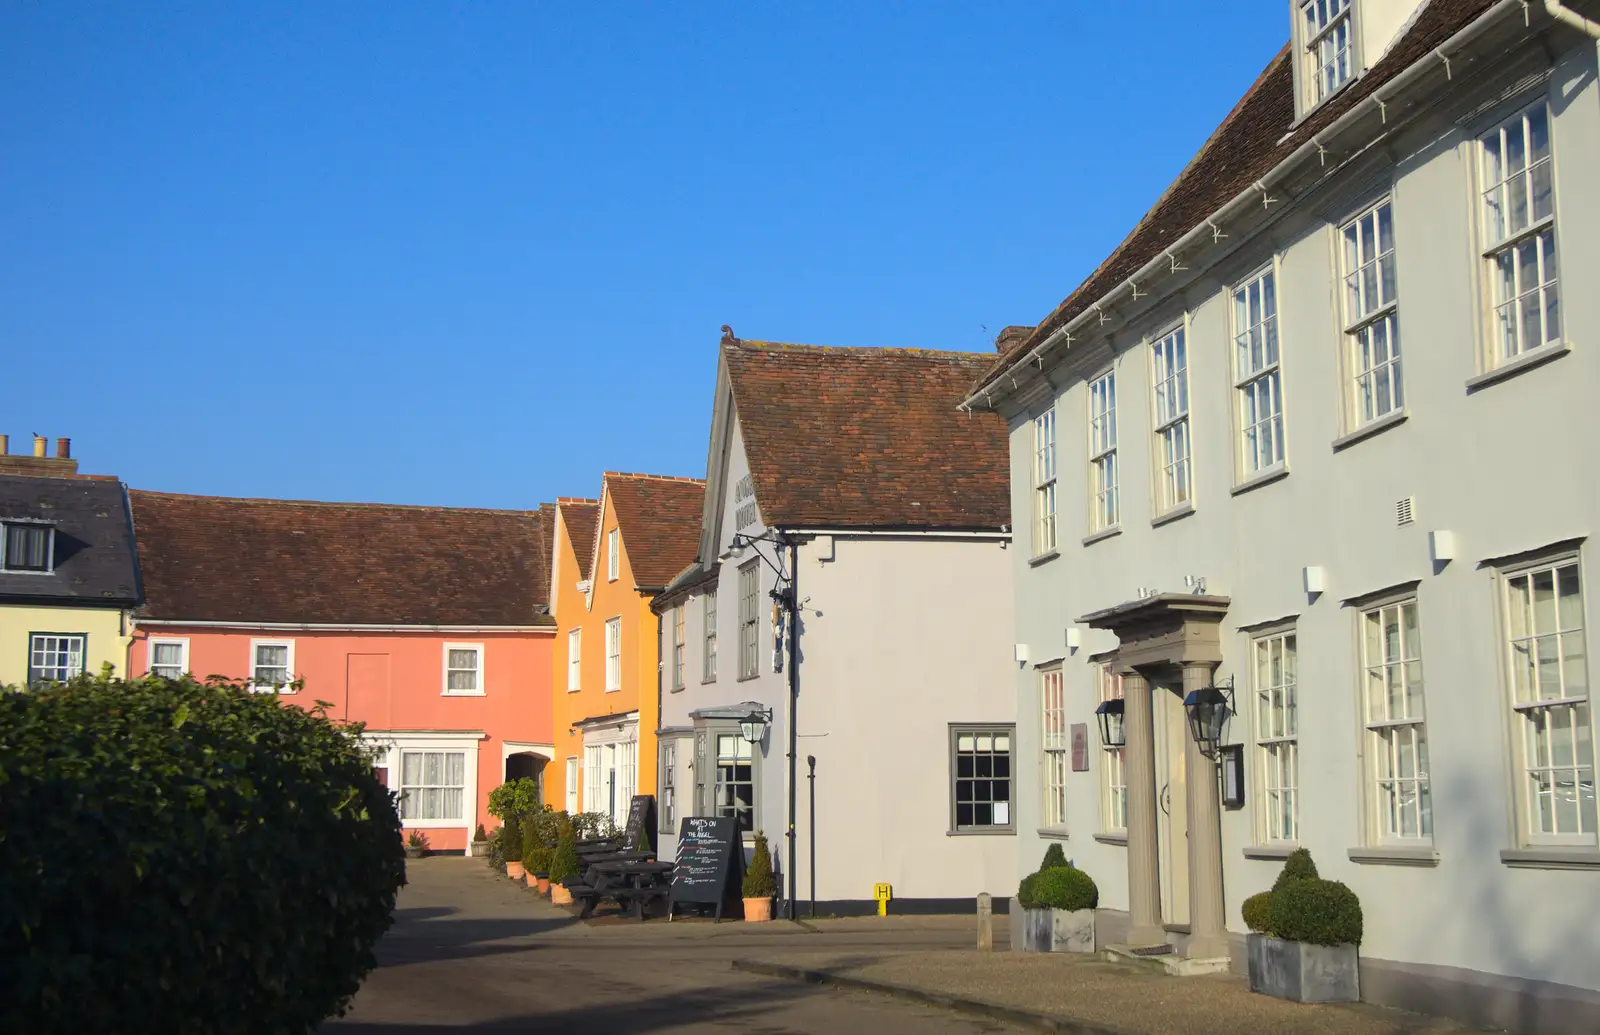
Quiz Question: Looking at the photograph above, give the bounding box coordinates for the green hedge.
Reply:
[0,674,405,1034]
[1269,878,1363,947]
[1273,847,1319,891]
[501,812,524,863]
[1039,843,1068,870]
[547,813,579,883]
[1241,891,1273,933]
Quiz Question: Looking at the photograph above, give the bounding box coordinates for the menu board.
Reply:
[623,795,655,849]
[668,816,744,920]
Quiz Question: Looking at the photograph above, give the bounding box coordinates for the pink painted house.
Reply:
[126,490,557,852]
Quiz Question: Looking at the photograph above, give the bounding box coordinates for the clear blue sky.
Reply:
[1,3,1286,509]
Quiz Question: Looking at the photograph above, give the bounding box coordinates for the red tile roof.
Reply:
[975,0,1497,394]
[603,473,706,592]
[557,498,600,582]
[725,339,1009,530]
[129,490,553,626]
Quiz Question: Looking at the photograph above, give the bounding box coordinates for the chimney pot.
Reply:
[0,434,8,455]
[56,437,70,459]
[995,325,1037,357]
[33,435,47,458]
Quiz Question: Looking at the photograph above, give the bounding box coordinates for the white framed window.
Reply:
[1032,409,1057,554]
[1300,0,1353,109]
[566,628,581,691]
[1234,266,1285,476]
[583,744,604,813]
[951,725,1014,832]
[660,740,678,832]
[564,756,579,813]
[1341,198,1402,426]
[28,633,86,685]
[616,739,637,828]
[607,528,620,581]
[1502,557,1593,844]
[1361,599,1431,842]
[398,750,466,821]
[249,639,295,693]
[1151,325,1191,512]
[604,617,622,691]
[1099,663,1128,833]
[1480,103,1560,365]
[2,521,55,572]
[672,606,685,690]
[1088,370,1118,532]
[715,732,756,832]
[1040,667,1067,829]
[738,561,759,680]
[148,637,189,680]
[703,593,718,682]
[1253,630,1299,843]
[442,642,484,696]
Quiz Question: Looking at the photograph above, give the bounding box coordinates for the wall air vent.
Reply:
[1396,497,1415,526]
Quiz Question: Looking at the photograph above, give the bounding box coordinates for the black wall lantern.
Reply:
[1182,678,1234,759]
[1094,697,1126,748]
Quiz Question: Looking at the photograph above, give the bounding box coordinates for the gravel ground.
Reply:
[742,950,1496,1035]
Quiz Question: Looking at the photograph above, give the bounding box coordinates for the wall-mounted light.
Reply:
[1014,643,1030,663]
[739,703,772,745]
[1303,566,1326,596]
[1064,627,1082,652]
[1094,698,1126,748]
[1430,530,1456,566]
[1182,679,1235,759]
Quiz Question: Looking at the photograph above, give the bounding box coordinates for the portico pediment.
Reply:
[1079,594,1230,673]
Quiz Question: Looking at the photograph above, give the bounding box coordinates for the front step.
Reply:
[1104,944,1233,977]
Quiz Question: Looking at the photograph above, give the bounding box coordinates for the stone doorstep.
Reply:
[1104,945,1233,977]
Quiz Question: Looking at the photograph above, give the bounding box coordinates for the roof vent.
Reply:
[1396,497,1415,526]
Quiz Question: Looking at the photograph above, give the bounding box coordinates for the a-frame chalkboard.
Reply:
[667,816,744,921]
[622,795,656,850]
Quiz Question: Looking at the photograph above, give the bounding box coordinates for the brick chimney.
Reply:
[0,433,81,477]
[995,325,1036,357]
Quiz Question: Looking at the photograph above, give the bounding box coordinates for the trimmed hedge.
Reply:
[1273,847,1318,890]
[1017,870,1041,909]
[1269,878,1363,947]
[1039,843,1068,870]
[1241,891,1274,933]
[501,811,524,863]
[742,830,776,898]
[0,674,405,1034]
[547,813,579,883]
[1030,866,1098,912]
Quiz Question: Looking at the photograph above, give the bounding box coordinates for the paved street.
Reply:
[325,857,1015,1034]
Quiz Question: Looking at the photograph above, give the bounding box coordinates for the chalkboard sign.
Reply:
[668,816,744,921]
[623,795,656,850]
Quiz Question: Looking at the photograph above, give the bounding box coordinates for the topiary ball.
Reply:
[1268,878,1363,946]
[1017,871,1040,909]
[1241,890,1274,933]
[1030,866,1098,912]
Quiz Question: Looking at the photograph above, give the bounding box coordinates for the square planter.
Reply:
[1015,907,1095,953]
[468,841,489,858]
[1246,933,1359,1003]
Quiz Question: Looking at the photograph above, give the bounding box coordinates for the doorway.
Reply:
[1154,684,1190,928]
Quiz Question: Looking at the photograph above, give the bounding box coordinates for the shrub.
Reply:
[742,831,777,898]
[0,674,405,1034]
[1030,866,1098,912]
[526,844,551,875]
[473,824,488,843]
[520,813,541,867]
[526,806,561,852]
[485,826,504,868]
[406,831,430,851]
[572,811,616,841]
[1241,891,1274,933]
[1269,877,1362,946]
[1273,848,1318,892]
[1017,871,1041,909]
[501,812,523,863]
[547,813,580,883]
[1039,843,1068,870]
[487,777,541,821]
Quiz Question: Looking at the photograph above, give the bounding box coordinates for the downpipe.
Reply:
[1544,0,1600,38]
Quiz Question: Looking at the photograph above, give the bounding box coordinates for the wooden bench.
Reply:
[564,860,675,920]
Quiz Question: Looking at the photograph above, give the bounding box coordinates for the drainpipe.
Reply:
[785,536,800,920]
[1544,0,1600,37]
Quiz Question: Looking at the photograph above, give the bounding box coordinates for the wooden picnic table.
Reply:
[566,859,675,920]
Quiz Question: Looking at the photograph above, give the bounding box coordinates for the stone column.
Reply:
[1183,661,1230,960]
[1121,668,1167,949]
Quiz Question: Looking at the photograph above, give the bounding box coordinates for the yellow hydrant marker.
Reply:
[873,883,892,917]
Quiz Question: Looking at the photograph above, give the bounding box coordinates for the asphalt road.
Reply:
[324,857,1016,1035]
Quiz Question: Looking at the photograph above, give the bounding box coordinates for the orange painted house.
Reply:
[546,474,703,829]
[126,491,557,851]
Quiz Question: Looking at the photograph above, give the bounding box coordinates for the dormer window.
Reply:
[2,521,54,572]
[1301,0,1354,109]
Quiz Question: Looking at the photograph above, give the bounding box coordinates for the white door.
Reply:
[1154,685,1190,927]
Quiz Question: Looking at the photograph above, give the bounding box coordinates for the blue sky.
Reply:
[1,3,1286,509]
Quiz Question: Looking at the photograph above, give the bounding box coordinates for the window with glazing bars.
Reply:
[703,593,718,681]
[1301,0,1352,108]
[1362,600,1431,841]
[1088,371,1118,531]
[1342,198,1402,426]
[1100,663,1127,832]
[672,606,685,690]
[1040,668,1067,828]
[399,751,465,821]
[1481,104,1560,364]
[1234,268,1284,475]
[715,733,755,831]
[738,562,759,679]
[28,633,85,685]
[1032,409,1057,554]
[1151,326,1191,512]
[149,640,187,680]
[1254,631,1299,842]
[951,726,1014,831]
[3,522,51,571]
[604,618,621,690]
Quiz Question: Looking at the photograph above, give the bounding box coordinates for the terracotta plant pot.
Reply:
[506,861,525,880]
[551,884,573,905]
[743,897,773,922]
[536,876,551,894]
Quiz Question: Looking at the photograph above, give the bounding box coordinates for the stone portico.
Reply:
[1082,594,1230,965]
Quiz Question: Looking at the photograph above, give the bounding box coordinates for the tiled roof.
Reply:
[0,475,140,608]
[604,473,706,592]
[725,340,1009,530]
[129,490,553,626]
[557,498,600,582]
[975,0,1498,394]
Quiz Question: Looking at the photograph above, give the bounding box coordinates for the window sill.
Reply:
[1332,410,1408,452]
[1093,832,1128,846]
[1036,827,1070,841]
[1243,844,1298,860]
[701,677,718,686]
[1348,845,1438,867]
[1230,465,1289,497]
[736,673,760,683]
[1150,502,1195,529]
[1466,341,1571,393]
[668,685,686,694]
[604,687,621,693]
[1500,847,1600,870]
[1028,549,1061,568]
[440,690,486,698]
[947,828,1017,837]
[1082,526,1122,547]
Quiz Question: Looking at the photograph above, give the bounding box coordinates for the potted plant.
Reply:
[502,812,525,880]
[1013,845,1097,953]
[741,831,776,922]
[547,813,580,905]
[1244,849,1363,1003]
[469,824,490,858]
[404,830,429,860]
[527,845,552,894]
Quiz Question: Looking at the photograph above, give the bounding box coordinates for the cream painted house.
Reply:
[968,3,1600,1033]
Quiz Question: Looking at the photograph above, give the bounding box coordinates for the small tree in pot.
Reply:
[403,831,429,859]
[1244,849,1363,1003]
[1015,857,1097,953]
[547,813,580,905]
[501,812,525,880]
[741,831,777,922]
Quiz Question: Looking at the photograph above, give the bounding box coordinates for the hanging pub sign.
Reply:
[770,599,785,673]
